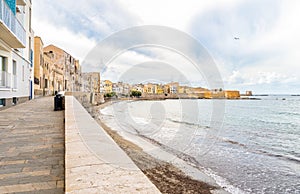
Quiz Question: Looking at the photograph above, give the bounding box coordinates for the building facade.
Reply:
[112,82,130,97]
[0,0,34,109]
[43,44,81,93]
[166,82,179,94]
[33,36,45,96]
[82,72,100,93]
[225,90,240,99]
[100,80,112,94]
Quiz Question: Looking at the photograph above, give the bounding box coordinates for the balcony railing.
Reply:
[0,71,11,88]
[0,0,26,46]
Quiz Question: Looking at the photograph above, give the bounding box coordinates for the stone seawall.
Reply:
[64,96,160,193]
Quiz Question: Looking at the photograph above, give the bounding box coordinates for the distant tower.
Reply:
[246,91,253,96]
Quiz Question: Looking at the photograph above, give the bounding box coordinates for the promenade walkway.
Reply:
[0,97,65,193]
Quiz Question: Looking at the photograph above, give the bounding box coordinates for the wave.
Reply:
[252,118,298,128]
[221,138,246,148]
[278,111,300,116]
[214,137,300,164]
[221,138,300,164]
[166,118,210,129]
[256,150,300,164]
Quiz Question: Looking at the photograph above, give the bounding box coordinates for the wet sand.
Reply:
[84,101,218,194]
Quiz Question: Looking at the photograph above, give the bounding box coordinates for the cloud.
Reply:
[97,46,210,87]
[32,0,300,93]
[33,0,140,39]
[189,0,300,93]
[32,18,96,62]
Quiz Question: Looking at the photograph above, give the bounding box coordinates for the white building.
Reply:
[131,84,144,93]
[112,82,131,97]
[0,0,34,109]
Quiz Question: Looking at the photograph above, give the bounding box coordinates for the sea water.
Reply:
[100,96,300,193]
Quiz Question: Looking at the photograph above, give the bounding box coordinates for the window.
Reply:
[12,97,17,105]
[29,37,32,61]
[13,60,17,89]
[45,79,48,88]
[0,99,5,107]
[1,56,8,87]
[22,65,24,81]
[13,60,17,75]
[40,54,43,66]
[1,56,7,71]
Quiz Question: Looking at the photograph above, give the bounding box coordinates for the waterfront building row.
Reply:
[90,80,243,99]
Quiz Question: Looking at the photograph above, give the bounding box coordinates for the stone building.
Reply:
[82,72,100,93]
[43,44,81,93]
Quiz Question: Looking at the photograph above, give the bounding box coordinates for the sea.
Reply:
[99,95,300,194]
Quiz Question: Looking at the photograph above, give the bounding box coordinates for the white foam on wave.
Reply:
[203,168,248,194]
[99,106,113,116]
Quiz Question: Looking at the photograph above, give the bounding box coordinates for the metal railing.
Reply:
[0,0,26,46]
[0,71,11,88]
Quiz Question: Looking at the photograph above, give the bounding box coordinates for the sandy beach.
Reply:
[81,99,219,194]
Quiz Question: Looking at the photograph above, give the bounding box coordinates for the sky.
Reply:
[32,0,300,94]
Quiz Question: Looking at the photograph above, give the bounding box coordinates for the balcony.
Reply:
[0,0,26,48]
[0,71,11,88]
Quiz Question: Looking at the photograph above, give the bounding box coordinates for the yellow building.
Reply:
[143,83,158,94]
[104,80,113,94]
[156,85,164,94]
[178,86,186,94]
[225,90,240,99]
[33,37,44,96]
[204,91,212,99]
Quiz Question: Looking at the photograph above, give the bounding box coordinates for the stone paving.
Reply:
[0,97,65,193]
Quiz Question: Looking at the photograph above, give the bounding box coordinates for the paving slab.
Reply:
[0,97,65,193]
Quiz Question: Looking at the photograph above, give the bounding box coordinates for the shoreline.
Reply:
[85,99,227,194]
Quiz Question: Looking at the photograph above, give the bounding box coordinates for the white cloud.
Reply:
[33,18,96,63]
[32,0,300,93]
